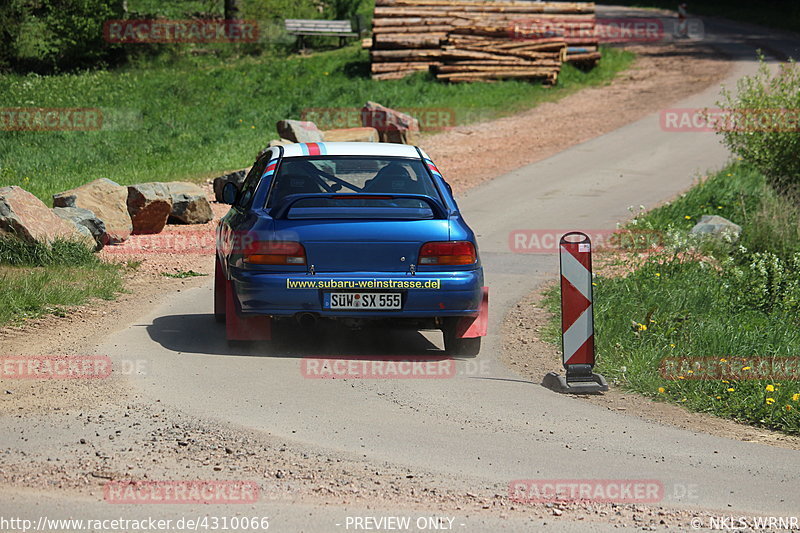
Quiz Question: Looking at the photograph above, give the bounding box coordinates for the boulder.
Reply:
[276,120,324,143]
[52,178,132,244]
[322,127,379,143]
[127,183,173,234]
[268,138,294,147]
[163,182,214,224]
[52,206,106,251]
[360,101,420,145]
[690,215,742,240]
[212,169,248,203]
[0,186,92,247]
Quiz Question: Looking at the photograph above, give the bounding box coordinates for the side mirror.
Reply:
[222,182,239,205]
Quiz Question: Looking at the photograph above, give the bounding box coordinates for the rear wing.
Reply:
[270,193,449,219]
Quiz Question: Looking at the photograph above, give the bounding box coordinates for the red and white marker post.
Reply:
[542,232,608,393]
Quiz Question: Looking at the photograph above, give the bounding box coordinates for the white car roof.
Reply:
[280,142,424,159]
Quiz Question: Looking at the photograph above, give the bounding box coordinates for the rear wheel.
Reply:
[443,325,482,356]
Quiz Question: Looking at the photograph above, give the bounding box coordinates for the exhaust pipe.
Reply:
[296,312,319,328]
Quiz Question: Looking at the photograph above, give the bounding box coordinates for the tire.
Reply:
[214,257,226,323]
[443,331,482,357]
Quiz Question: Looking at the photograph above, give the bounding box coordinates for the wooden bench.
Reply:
[284,19,360,48]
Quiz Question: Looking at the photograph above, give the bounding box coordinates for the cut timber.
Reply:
[373,35,445,49]
[372,25,452,34]
[369,0,597,81]
[371,61,433,73]
[371,49,443,59]
[567,51,602,62]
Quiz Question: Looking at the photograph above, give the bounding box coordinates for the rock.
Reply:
[276,120,324,143]
[52,207,106,251]
[321,127,379,143]
[212,169,248,203]
[360,101,420,144]
[269,138,294,147]
[0,186,92,246]
[690,215,742,240]
[162,182,213,224]
[52,178,132,244]
[126,183,173,234]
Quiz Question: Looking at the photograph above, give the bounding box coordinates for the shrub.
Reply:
[716,59,800,195]
[0,0,126,72]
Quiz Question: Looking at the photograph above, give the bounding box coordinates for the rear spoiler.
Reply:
[270,193,449,219]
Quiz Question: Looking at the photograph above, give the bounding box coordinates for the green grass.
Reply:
[541,163,800,435]
[595,0,800,34]
[0,45,634,202]
[0,238,124,325]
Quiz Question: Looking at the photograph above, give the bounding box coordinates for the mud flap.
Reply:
[214,257,226,318]
[455,286,488,339]
[225,277,272,341]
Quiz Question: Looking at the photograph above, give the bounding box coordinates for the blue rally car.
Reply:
[215,142,487,355]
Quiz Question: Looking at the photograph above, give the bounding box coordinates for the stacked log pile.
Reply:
[370,0,599,81]
[438,26,566,83]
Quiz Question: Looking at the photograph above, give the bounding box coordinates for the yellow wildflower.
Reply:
[727,388,735,392]
[719,358,727,362]
[765,385,775,392]
[766,398,775,405]
[658,387,665,393]
[792,393,800,402]
[655,273,661,277]
[742,366,751,371]
[786,405,793,412]
[684,215,691,219]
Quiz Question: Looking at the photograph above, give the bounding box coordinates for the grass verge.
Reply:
[0,45,634,201]
[0,239,123,326]
[542,163,800,434]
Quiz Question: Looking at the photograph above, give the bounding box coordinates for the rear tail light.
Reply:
[243,241,306,265]
[418,241,477,266]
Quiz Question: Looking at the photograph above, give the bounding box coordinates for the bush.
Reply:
[0,0,126,73]
[722,249,800,314]
[717,59,800,195]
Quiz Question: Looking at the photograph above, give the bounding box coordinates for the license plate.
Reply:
[326,292,402,310]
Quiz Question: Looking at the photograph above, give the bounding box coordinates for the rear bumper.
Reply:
[229,268,484,318]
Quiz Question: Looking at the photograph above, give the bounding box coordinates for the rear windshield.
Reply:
[266,156,442,212]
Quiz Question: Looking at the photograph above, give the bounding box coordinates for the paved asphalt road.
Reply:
[3,8,799,532]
